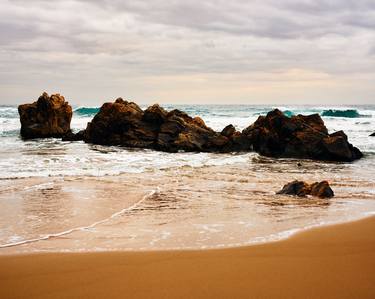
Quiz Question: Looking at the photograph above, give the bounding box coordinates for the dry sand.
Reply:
[1,216,375,299]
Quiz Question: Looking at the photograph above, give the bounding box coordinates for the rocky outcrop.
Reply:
[277,180,334,199]
[370,132,375,137]
[242,109,362,162]
[17,95,363,162]
[83,99,249,153]
[18,92,72,139]
[82,102,361,161]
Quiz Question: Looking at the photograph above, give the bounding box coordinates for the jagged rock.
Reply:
[18,95,362,162]
[18,92,72,139]
[277,180,334,199]
[143,104,168,124]
[221,124,236,137]
[82,102,362,160]
[83,99,249,153]
[242,109,362,162]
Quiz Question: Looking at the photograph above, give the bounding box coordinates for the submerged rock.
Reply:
[276,180,311,197]
[277,180,334,199]
[84,99,249,153]
[242,109,362,162]
[309,181,334,198]
[18,92,72,139]
[62,130,85,141]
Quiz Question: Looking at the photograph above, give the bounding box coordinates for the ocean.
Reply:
[0,104,374,253]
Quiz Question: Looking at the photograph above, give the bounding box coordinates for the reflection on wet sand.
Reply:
[0,154,374,254]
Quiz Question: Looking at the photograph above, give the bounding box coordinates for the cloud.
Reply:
[0,0,374,104]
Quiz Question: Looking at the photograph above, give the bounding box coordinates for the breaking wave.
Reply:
[74,107,99,117]
[321,109,368,118]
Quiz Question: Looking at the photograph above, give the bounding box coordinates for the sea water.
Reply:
[0,104,374,253]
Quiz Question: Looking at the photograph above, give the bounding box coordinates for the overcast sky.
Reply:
[1,0,375,105]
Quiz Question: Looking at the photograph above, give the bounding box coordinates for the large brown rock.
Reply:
[242,109,362,162]
[18,92,72,139]
[277,180,334,199]
[84,99,249,152]
[82,101,362,160]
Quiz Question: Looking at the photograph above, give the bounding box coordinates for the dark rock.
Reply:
[310,181,334,198]
[277,180,334,199]
[221,124,236,137]
[370,132,375,137]
[62,130,85,141]
[82,102,361,159]
[17,94,362,162]
[83,100,249,153]
[276,180,311,197]
[143,104,168,124]
[242,109,362,162]
[18,92,72,139]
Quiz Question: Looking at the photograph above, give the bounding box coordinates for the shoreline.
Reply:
[1,216,375,298]
[1,213,374,254]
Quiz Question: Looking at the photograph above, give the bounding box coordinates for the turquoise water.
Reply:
[321,109,366,118]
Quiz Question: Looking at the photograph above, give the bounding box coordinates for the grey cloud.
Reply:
[0,21,39,46]
[73,0,375,39]
[0,0,374,104]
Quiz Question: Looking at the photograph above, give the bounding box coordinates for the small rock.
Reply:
[277,180,334,199]
[276,180,311,197]
[62,130,85,141]
[310,181,334,198]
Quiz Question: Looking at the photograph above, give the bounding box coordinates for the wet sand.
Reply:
[1,216,375,299]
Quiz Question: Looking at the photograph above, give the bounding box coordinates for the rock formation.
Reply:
[370,132,375,137]
[242,109,362,162]
[17,94,363,162]
[277,180,334,199]
[18,92,72,139]
[83,98,248,153]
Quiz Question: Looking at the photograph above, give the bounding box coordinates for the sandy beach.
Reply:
[1,216,374,299]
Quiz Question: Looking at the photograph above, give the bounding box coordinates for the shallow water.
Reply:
[0,104,374,253]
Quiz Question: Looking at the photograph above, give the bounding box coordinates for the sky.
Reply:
[1,0,375,105]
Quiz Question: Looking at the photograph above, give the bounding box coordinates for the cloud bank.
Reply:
[1,0,374,104]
